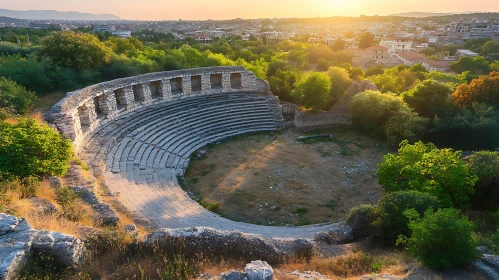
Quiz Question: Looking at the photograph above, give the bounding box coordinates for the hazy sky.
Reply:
[1,0,499,20]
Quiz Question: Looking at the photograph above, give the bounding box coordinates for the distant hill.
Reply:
[388,11,486,17]
[0,16,23,24]
[0,9,120,20]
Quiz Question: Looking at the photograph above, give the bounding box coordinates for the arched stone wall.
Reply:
[45,66,279,151]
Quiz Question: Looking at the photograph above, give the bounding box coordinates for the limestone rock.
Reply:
[146,227,312,263]
[361,274,403,280]
[47,176,63,189]
[0,214,86,280]
[32,231,85,266]
[70,186,119,227]
[27,197,57,215]
[313,225,353,245]
[347,81,362,96]
[281,102,298,115]
[123,224,137,234]
[245,260,273,280]
[284,270,328,279]
[220,270,248,280]
[0,214,37,280]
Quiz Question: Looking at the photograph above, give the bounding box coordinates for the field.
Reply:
[185,127,393,226]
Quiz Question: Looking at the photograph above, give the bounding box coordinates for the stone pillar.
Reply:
[78,101,96,127]
[201,74,211,94]
[222,72,232,93]
[160,79,171,99]
[96,91,117,116]
[122,86,134,106]
[182,76,192,95]
[141,83,152,101]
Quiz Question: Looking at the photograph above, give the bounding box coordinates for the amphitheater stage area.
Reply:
[46,66,345,239]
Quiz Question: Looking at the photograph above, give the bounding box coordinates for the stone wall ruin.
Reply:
[45,66,277,151]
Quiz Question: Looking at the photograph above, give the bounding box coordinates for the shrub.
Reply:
[377,141,477,208]
[452,71,499,109]
[0,77,35,115]
[468,151,499,210]
[55,187,87,222]
[0,118,73,179]
[293,72,332,111]
[346,204,378,241]
[349,91,427,144]
[376,191,440,246]
[431,103,499,150]
[402,79,453,119]
[402,208,478,269]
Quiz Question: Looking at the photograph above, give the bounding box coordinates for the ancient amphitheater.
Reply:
[46,66,341,239]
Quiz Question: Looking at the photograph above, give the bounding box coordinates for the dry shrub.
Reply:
[306,252,377,277]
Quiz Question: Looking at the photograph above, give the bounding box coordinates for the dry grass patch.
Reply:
[185,129,390,225]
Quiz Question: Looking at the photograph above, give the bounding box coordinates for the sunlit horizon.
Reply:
[1,0,499,20]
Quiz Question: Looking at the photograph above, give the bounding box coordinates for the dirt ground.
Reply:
[185,127,393,226]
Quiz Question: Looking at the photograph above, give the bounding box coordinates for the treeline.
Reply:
[0,29,353,97]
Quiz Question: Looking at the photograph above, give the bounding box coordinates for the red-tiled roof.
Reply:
[367,46,388,51]
[397,52,427,61]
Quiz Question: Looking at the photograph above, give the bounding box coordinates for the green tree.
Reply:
[376,191,440,246]
[327,66,353,100]
[403,208,477,269]
[39,31,111,70]
[293,72,331,111]
[269,70,301,102]
[0,118,73,179]
[358,32,375,49]
[402,79,453,119]
[349,91,427,143]
[451,56,491,75]
[0,77,35,115]
[330,38,346,51]
[468,151,499,210]
[376,141,477,208]
[432,103,499,150]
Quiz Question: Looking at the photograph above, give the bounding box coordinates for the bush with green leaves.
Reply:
[349,90,427,144]
[293,72,332,111]
[402,79,453,119]
[0,118,73,179]
[432,102,499,150]
[0,77,35,115]
[346,204,379,241]
[468,151,499,210]
[376,141,477,208]
[375,191,440,246]
[401,208,478,269]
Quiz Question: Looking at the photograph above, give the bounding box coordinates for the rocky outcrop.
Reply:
[70,186,119,227]
[313,225,353,245]
[245,261,273,280]
[347,80,378,96]
[26,197,57,215]
[32,231,85,266]
[0,215,36,280]
[0,214,85,280]
[146,227,312,263]
[474,254,499,280]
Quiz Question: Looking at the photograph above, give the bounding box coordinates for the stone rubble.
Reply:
[0,214,85,280]
[245,260,274,280]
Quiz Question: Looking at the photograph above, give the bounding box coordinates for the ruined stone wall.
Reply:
[294,101,351,128]
[45,66,279,151]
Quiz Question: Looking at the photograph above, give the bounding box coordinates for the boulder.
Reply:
[123,224,137,234]
[245,260,273,280]
[0,214,86,280]
[146,227,312,263]
[281,103,298,115]
[32,231,85,266]
[347,81,362,96]
[360,80,378,92]
[220,270,248,280]
[0,214,37,280]
[313,225,353,245]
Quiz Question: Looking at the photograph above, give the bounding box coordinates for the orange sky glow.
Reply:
[1,0,498,20]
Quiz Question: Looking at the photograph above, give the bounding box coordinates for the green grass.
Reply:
[295,207,309,214]
[33,91,67,112]
[326,200,337,211]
